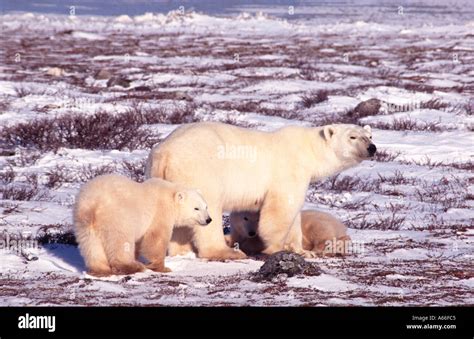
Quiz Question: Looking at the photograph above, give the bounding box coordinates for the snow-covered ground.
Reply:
[0,9,473,306]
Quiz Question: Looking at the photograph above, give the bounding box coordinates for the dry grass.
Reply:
[344,204,406,230]
[45,159,148,188]
[1,110,164,152]
[373,149,401,162]
[0,184,49,201]
[36,224,77,246]
[372,117,444,131]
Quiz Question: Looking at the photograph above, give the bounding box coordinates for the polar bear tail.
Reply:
[74,202,111,276]
[145,148,168,180]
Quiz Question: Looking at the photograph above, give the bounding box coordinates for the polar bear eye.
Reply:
[194,207,199,211]
[350,136,356,140]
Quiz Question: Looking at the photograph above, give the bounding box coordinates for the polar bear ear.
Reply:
[363,125,372,133]
[175,191,186,204]
[323,125,335,141]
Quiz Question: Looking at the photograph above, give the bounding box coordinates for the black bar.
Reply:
[0,307,471,338]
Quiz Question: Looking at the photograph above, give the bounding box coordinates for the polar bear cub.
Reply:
[228,211,265,255]
[74,174,211,276]
[229,210,351,256]
[300,210,351,255]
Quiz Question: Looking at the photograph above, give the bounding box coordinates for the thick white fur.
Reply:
[146,122,373,260]
[74,174,210,276]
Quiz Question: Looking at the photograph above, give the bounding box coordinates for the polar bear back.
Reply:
[75,175,178,241]
[148,122,316,211]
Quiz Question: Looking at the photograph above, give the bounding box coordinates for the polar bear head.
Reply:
[229,211,260,239]
[175,189,211,227]
[321,124,376,165]
[229,211,266,255]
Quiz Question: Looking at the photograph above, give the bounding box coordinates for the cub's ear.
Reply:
[363,125,372,133]
[322,125,335,141]
[175,191,186,204]
[196,189,202,195]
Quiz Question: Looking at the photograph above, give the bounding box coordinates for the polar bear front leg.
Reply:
[258,192,303,255]
[141,224,173,273]
[258,187,316,256]
[101,220,146,275]
[193,201,247,261]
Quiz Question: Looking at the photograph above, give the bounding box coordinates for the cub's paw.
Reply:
[147,262,172,273]
[111,261,146,275]
[299,250,319,259]
[199,248,247,261]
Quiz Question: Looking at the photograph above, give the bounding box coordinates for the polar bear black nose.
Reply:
[205,217,212,224]
[368,144,377,156]
[248,231,256,238]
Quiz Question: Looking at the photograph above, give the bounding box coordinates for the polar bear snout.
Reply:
[248,231,257,238]
[197,215,212,226]
[367,143,377,157]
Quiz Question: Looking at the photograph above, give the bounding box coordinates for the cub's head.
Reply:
[321,124,376,165]
[229,211,260,239]
[175,189,211,227]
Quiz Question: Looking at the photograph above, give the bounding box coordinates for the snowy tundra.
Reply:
[0,9,472,306]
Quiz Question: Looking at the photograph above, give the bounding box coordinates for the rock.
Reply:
[132,85,152,91]
[173,91,192,101]
[107,76,131,88]
[95,69,113,80]
[120,276,132,283]
[58,29,74,35]
[252,251,321,282]
[349,98,381,118]
[42,104,61,110]
[0,148,15,156]
[46,67,65,77]
[0,140,15,156]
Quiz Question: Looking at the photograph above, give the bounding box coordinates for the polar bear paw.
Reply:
[147,262,172,273]
[296,249,319,259]
[111,261,146,275]
[199,247,247,261]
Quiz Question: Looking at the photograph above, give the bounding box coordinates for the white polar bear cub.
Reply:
[146,122,375,260]
[229,210,351,256]
[74,174,211,276]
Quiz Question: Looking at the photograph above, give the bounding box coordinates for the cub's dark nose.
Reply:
[205,217,212,224]
[368,143,377,156]
[248,231,256,238]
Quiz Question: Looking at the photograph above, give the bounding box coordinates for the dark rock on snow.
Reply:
[349,98,381,118]
[107,76,131,88]
[253,251,321,282]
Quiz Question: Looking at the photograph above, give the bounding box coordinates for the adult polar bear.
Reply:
[146,122,376,260]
